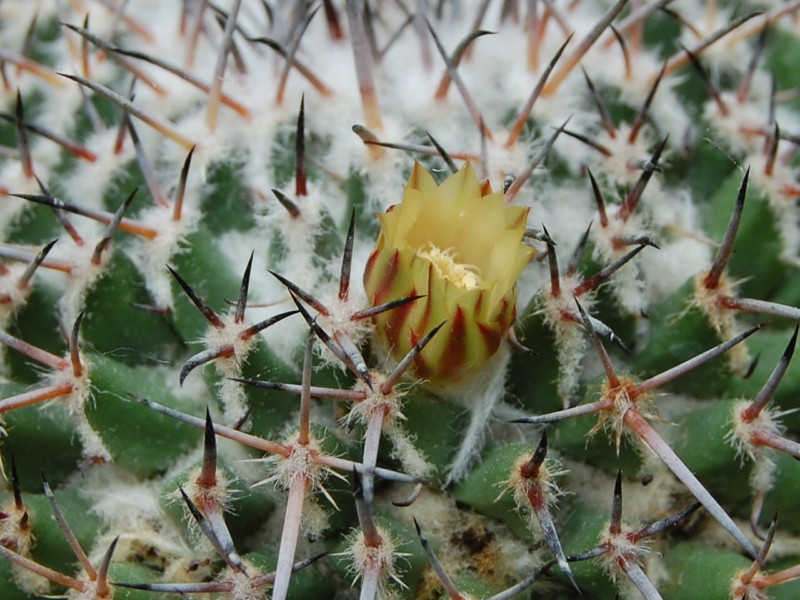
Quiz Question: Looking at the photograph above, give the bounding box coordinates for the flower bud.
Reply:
[363,163,534,385]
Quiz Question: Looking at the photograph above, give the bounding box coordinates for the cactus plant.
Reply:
[1,0,800,598]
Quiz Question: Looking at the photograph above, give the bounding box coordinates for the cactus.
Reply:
[1,0,800,598]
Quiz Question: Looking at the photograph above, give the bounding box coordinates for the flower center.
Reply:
[417,243,481,289]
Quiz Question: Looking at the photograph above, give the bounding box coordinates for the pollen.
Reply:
[416,243,482,290]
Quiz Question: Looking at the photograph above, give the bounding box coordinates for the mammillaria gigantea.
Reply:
[0,1,800,599]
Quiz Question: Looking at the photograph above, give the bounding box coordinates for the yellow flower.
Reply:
[363,162,534,385]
